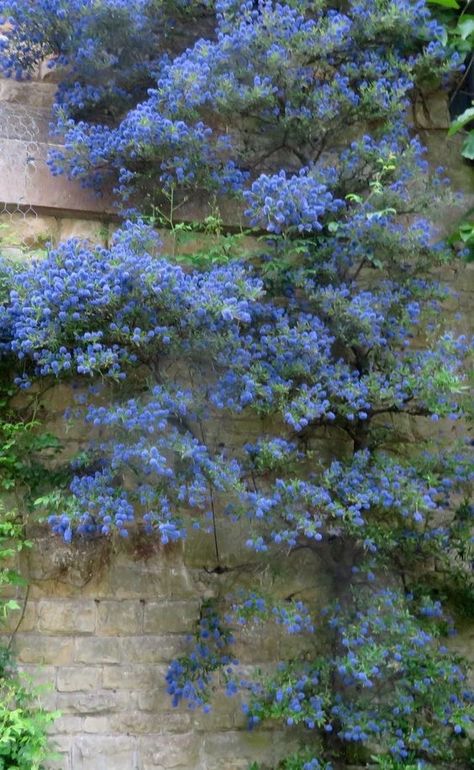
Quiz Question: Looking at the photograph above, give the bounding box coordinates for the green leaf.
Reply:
[461,132,474,160]
[457,15,474,40]
[448,106,474,136]
[428,0,459,7]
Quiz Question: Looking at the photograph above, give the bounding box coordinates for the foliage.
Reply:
[428,0,474,57]
[0,510,58,769]
[0,648,58,770]
[0,0,473,768]
[449,102,474,159]
[0,285,61,766]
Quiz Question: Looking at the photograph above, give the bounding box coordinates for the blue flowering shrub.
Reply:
[0,0,473,767]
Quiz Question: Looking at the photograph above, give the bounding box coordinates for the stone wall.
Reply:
[0,72,473,770]
[5,526,325,770]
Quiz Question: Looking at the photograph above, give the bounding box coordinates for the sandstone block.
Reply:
[14,634,74,665]
[51,715,84,734]
[104,557,170,599]
[0,79,57,109]
[83,716,111,734]
[57,666,102,693]
[137,687,173,713]
[103,664,167,691]
[139,732,199,769]
[191,692,236,730]
[38,600,96,635]
[2,599,37,633]
[45,750,72,770]
[120,635,188,664]
[143,601,199,634]
[18,663,56,688]
[58,218,109,245]
[202,729,300,768]
[97,600,143,636]
[412,93,450,130]
[74,637,122,665]
[57,689,130,716]
[72,736,138,770]
[0,212,59,248]
[110,711,168,735]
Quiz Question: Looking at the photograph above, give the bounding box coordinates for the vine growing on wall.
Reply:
[0,1,473,768]
[0,509,59,770]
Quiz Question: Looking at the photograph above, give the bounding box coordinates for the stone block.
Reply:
[202,729,300,768]
[18,663,56,688]
[104,556,171,599]
[0,212,59,248]
[2,598,37,633]
[97,600,143,636]
[57,218,110,245]
[103,664,167,691]
[148,711,193,733]
[120,635,188,664]
[110,711,169,735]
[143,601,199,634]
[137,688,173,713]
[57,689,130,716]
[233,622,283,663]
[14,634,74,665]
[72,736,139,770]
[191,692,236,730]
[139,733,199,769]
[45,749,72,770]
[83,716,110,734]
[412,93,450,130]
[74,637,122,665]
[0,79,57,109]
[57,666,102,693]
[0,137,116,216]
[51,715,84,734]
[38,600,96,635]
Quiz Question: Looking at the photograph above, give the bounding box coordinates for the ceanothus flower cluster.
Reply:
[0,1,472,768]
[244,169,343,234]
[0,0,461,201]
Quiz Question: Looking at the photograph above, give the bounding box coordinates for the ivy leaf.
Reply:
[428,0,459,7]
[457,15,474,40]
[461,132,474,160]
[448,106,474,136]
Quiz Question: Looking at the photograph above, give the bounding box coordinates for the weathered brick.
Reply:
[57,666,102,692]
[37,600,96,635]
[97,600,143,635]
[143,601,199,634]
